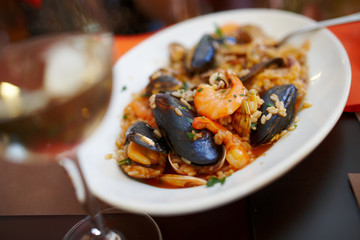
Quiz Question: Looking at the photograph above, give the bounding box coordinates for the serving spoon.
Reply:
[275,12,360,47]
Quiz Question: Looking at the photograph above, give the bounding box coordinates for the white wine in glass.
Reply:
[0,33,112,162]
[0,1,161,239]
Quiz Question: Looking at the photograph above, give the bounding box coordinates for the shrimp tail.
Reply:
[193,116,250,169]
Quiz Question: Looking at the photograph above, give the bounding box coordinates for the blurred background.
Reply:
[1,0,360,42]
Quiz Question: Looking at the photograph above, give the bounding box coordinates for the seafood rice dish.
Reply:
[106,23,311,188]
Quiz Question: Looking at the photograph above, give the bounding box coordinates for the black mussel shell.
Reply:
[126,121,168,153]
[146,74,183,95]
[250,84,298,147]
[152,93,223,166]
[240,58,284,83]
[190,34,215,72]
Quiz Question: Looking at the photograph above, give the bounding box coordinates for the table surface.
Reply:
[0,112,359,240]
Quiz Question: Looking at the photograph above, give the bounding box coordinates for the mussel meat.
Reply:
[152,93,223,166]
[250,84,298,146]
[120,121,168,178]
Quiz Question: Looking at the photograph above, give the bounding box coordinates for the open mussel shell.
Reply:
[189,34,216,73]
[250,84,298,147]
[146,74,183,95]
[152,93,223,166]
[240,57,284,83]
[125,121,168,153]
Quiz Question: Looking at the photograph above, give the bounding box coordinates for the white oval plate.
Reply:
[78,9,351,215]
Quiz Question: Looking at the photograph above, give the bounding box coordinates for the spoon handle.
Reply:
[277,12,360,46]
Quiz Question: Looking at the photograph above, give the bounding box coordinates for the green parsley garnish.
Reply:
[186,117,193,124]
[123,114,128,120]
[215,24,223,38]
[183,82,189,90]
[251,122,257,128]
[233,94,237,98]
[206,176,226,187]
[216,73,221,81]
[118,158,131,166]
[221,90,226,93]
[186,132,195,140]
[141,92,151,97]
[228,99,232,102]
[267,103,274,107]
[197,88,204,92]
[121,86,127,92]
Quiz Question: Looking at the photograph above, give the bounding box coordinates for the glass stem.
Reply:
[60,154,110,238]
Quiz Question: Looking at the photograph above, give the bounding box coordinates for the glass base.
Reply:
[63,208,162,240]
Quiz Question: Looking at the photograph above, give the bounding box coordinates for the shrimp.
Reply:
[192,116,250,169]
[194,70,247,120]
[127,97,157,127]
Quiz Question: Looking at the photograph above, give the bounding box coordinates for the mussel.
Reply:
[189,34,216,72]
[120,121,168,179]
[250,84,298,146]
[126,121,168,153]
[146,74,183,95]
[152,93,223,166]
[240,57,284,83]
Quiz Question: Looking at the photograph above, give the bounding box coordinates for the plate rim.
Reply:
[82,8,351,216]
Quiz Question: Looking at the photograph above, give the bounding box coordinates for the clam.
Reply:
[160,174,207,187]
[232,100,251,138]
[232,90,261,138]
[250,84,298,146]
[152,93,223,166]
[168,146,226,175]
[169,43,186,63]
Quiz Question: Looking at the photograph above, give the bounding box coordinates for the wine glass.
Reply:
[0,0,161,239]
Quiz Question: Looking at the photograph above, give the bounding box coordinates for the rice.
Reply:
[149,94,156,109]
[153,129,162,138]
[171,89,195,102]
[174,107,183,116]
[109,23,310,188]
